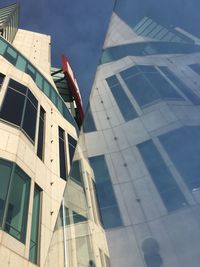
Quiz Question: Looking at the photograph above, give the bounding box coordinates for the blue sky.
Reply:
[0,0,114,107]
[0,0,200,108]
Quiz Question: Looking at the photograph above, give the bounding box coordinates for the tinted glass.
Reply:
[146,72,182,100]
[68,134,77,164]
[5,165,30,243]
[159,66,200,105]
[89,155,123,229]
[70,161,83,185]
[106,76,138,121]
[29,185,41,264]
[37,107,45,161]
[16,55,27,72]
[0,73,5,86]
[4,46,17,65]
[137,139,187,211]
[123,73,160,107]
[159,126,200,191]
[73,211,87,224]
[0,159,12,226]
[0,88,25,126]
[58,127,67,180]
[8,79,27,94]
[83,104,96,133]
[22,99,38,141]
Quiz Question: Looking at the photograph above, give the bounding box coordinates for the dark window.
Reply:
[29,185,41,264]
[5,164,30,243]
[70,160,83,185]
[137,140,187,212]
[22,93,38,141]
[58,127,67,180]
[73,211,87,224]
[159,66,200,105]
[89,155,123,229]
[68,134,77,165]
[0,79,38,142]
[106,75,138,121]
[0,87,25,126]
[159,126,200,191]
[37,107,46,161]
[0,159,12,226]
[0,73,5,88]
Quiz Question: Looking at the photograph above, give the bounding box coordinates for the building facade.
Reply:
[83,3,200,267]
[0,3,109,267]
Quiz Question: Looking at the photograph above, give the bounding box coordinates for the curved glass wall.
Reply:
[101,41,200,64]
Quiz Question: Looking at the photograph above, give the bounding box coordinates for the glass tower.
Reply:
[83,1,200,266]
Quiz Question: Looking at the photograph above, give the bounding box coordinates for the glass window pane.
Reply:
[16,55,27,72]
[29,185,41,264]
[120,66,140,79]
[146,72,183,100]
[5,165,30,243]
[22,99,38,141]
[106,76,138,121]
[101,206,123,229]
[0,159,12,226]
[8,79,27,94]
[28,90,38,108]
[0,88,25,126]
[26,64,36,81]
[83,104,96,133]
[68,134,77,164]
[0,73,5,86]
[159,126,200,191]
[35,72,43,90]
[37,107,45,161]
[58,127,67,180]
[73,211,87,224]
[89,155,123,229]
[0,38,7,54]
[159,66,200,105]
[137,139,187,211]
[70,161,83,185]
[4,47,17,65]
[43,81,50,97]
[123,73,160,107]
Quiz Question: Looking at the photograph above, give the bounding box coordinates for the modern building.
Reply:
[0,3,109,267]
[83,2,200,267]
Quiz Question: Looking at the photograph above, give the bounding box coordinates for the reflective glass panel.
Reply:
[159,126,200,191]
[16,55,27,72]
[0,88,25,126]
[89,155,123,229]
[22,98,38,141]
[0,159,12,226]
[159,66,200,105]
[29,185,41,264]
[37,107,45,161]
[137,140,187,211]
[5,165,30,243]
[106,76,138,121]
[58,127,67,180]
